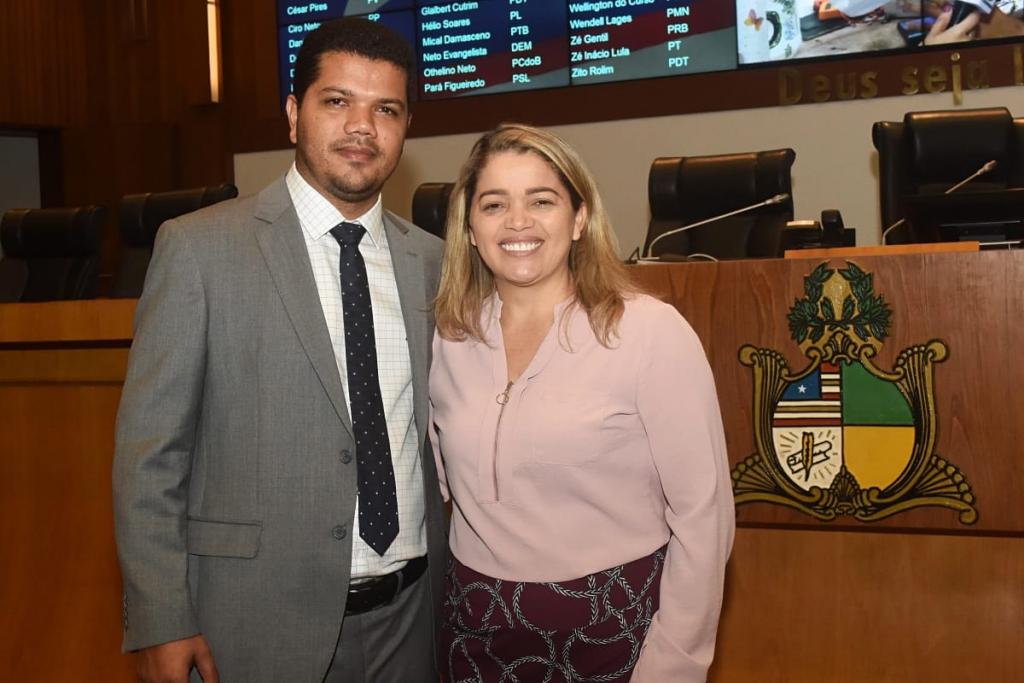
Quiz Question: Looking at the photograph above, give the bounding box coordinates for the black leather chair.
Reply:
[873,107,1024,243]
[411,182,454,240]
[111,183,238,298]
[0,206,105,302]
[645,149,795,259]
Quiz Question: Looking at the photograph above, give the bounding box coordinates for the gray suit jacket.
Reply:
[112,177,447,681]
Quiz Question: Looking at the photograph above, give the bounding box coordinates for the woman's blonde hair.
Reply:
[434,123,638,347]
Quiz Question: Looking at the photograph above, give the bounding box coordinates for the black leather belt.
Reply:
[345,556,427,615]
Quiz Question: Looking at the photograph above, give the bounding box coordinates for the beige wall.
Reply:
[234,87,1019,253]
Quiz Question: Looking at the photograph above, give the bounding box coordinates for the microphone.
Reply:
[881,159,998,244]
[641,193,790,260]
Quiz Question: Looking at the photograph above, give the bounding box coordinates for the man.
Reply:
[113,18,445,683]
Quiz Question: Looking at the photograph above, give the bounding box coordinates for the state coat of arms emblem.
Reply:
[731,261,977,523]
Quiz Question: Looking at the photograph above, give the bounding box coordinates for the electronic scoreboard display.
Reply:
[276,1,737,103]
[566,1,735,86]
[277,1,1024,105]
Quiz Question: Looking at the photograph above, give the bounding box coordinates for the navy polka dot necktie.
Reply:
[330,221,399,556]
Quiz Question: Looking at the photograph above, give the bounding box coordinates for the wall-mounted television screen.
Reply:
[736,1,1023,65]
[275,0,1024,106]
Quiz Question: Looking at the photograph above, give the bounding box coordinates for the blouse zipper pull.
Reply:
[496,380,512,405]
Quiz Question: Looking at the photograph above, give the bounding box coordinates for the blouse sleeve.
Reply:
[631,303,735,682]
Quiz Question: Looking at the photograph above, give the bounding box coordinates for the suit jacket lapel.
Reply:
[253,178,353,436]
[383,211,430,438]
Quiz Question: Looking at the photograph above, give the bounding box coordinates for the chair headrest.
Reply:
[0,206,105,258]
[120,183,238,247]
[905,108,1012,185]
[411,182,454,239]
[674,149,794,222]
[678,154,759,219]
[648,157,683,220]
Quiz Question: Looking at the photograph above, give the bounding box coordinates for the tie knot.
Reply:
[330,222,366,248]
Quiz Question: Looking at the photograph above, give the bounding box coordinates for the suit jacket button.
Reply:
[332,525,347,540]
[340,449,353,464]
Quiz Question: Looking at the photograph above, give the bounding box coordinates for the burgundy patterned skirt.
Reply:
[441,548,665,683]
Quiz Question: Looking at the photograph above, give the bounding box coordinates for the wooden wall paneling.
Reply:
[630,251,1024,533]
[0,0,296,219]
[221,0,291,154]
[175,0,219,107]
[110,0,168,124]
[176,110,234,187]
[222,0,286,122]
[59,123,179,276]
[36,128,65,207]
[164,0,232,186]
[143,0,232,187]
[41,0,232,281]
[0,1,90,128]
[79,0,115,128]
[105,122,180,192]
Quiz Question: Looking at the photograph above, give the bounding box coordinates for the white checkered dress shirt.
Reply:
[286,165,426,579]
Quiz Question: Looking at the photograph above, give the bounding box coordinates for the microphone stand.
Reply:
[881,160,998,245]
[639,193,790,261]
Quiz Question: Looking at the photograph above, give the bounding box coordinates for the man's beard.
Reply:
[324,138,388,203]
[325,171,382,204]
[296,135,399,206]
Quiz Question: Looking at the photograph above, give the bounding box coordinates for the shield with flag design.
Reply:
[771,361,915,493]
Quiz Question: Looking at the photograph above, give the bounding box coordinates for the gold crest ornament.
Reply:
[731,261,977,524]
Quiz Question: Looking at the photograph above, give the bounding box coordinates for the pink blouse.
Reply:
[429,293,734,682]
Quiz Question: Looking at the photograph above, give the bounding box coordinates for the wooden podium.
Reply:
[1,249,1021,682]
[631,249,1023,682]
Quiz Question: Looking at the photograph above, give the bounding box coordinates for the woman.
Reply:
[429,123,734,682]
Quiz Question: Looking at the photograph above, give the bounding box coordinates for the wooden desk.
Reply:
[2,251,1022,681]
[631,250,1024,682]
[0,299,136,681]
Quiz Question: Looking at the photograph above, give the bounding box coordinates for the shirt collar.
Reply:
[286,163,386,248]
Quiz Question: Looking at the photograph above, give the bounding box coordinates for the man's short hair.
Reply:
[292,17,416,108]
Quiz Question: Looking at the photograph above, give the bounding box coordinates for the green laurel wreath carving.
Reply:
[787,261,892,344]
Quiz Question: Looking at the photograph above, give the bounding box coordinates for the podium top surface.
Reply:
[784,242,980,259]
[0,298,137,345]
